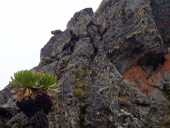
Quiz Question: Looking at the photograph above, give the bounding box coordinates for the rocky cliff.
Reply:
[0,0,170,128]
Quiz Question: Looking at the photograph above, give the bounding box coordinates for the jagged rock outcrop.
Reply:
[1,0,170,127]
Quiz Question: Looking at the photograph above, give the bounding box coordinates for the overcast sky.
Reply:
[0,0,101,90]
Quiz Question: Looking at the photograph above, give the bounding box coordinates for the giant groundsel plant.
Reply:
[10,70,58,97]
[9,70,59,118]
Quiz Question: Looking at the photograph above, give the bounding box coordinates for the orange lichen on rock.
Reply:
[123,66,155,95]
[162,60,170,73]
[123,55,170,95]
[148,71,162,88]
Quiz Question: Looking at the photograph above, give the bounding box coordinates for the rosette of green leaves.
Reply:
[10,70,58,93]
[37,73,58,90]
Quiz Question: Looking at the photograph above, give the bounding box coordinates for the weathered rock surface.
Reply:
[1,0,170,128]
[151,0,170,45]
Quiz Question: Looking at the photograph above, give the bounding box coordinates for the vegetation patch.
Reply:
[74,88,86,98]
[88,61,93,67]
[74,69,88,128]
[143,119,149,127]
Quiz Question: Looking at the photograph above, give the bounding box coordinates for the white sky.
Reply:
[0,0,101,90]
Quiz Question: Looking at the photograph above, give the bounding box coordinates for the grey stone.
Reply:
[1,0,170,128]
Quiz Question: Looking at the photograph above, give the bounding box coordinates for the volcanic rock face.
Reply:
[151,0,170,45]
[1,0,170,128]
